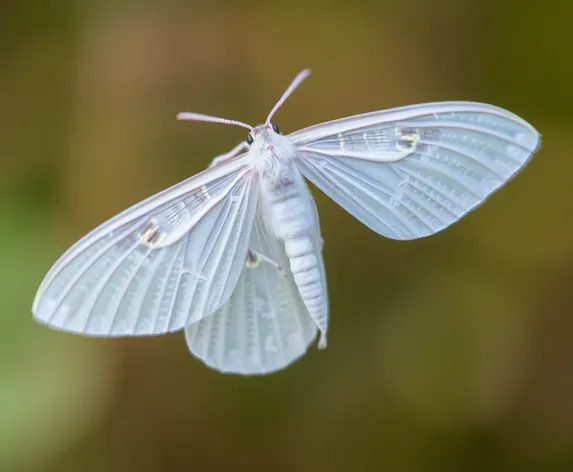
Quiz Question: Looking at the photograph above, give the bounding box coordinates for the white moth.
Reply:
[32,69,541,375]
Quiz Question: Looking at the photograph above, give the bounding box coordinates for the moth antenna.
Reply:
[177,112,253,131]
[265,69,311,125]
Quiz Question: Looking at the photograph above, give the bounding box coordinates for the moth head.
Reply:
[247,123,294,159]
[247,123,281,145]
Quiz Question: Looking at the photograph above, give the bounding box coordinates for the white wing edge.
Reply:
[288,101,539,147]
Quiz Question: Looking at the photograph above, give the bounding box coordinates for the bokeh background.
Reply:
[2,1,573,470]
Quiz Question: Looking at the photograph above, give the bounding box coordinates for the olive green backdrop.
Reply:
[2,1,573,471]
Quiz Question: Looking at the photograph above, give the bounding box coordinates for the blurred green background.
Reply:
[2,1,573,471]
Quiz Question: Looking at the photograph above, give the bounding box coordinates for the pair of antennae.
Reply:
[176,69,311,131]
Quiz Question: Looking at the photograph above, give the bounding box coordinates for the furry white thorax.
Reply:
[249,124,296,177]
[247,124,310,238]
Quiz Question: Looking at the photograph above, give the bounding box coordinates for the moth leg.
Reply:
[209,141,249,168]
[246,249,287,278]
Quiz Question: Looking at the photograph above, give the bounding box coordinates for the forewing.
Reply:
[184,205,319,375]
[293,102,541,239]
[33,157,258,336]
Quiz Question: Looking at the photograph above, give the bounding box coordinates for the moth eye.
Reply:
[271,123,280,134]
[246,133,254,145]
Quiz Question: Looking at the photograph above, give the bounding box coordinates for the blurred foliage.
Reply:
[1,0,573,471]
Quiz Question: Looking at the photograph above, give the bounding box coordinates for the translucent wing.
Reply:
[33,157,258,336]
[292,102,541,239]
[184,203,320,375]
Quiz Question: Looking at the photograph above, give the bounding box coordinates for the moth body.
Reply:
[251,124,328,346]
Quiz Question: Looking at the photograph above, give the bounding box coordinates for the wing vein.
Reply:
[254,221,286,366]
[107,246,155,335]
[44,222,143,324]
[398,178,461,222]
[401,120,533,153]
[193,176,250,319]
[152,240,185,333]
[79,240,141,333]
[319,161,421,236]
[404,152,486,199]
[391,165,466,217]
[164,232,192,332]
[129,246,170,334]
[418,140,508,180]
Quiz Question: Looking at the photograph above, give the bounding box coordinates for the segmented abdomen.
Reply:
[285,235,327,345]
[269,182,327,347]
